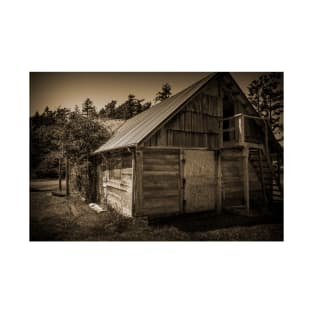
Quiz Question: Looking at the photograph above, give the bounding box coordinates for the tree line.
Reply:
[30,74,283,180]
[30,83,172,178]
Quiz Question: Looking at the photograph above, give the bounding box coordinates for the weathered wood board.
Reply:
[144,79,222,149]
[221,149,244,207]
[140,149,180,216]
[183,150,216,212]
[99,154,134,217]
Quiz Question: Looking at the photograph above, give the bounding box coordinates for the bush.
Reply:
[34,157,65,179]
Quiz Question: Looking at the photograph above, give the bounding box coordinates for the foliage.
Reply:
[30,101,110,178]
[99,100,117,118]
[114,94,142,119]
[82,98,97,118]
[64,111,110,160]
[247,73,284,140]
[114,94,151,119]
[30,82,168,178]
[155,83,172,103]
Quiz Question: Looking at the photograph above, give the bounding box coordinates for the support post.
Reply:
[58,157,62,192]
[134,149,143,215]
[258,149,267,208]
[65,156,70,196]
[217,150,222,214]
[239,114,245,144]
[179,149,185,213]
[243,146,250,214]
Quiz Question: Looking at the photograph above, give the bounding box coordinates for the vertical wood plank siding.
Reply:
[144,91,222,148]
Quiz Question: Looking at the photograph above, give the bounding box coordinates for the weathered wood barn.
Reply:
[90,72,283,217]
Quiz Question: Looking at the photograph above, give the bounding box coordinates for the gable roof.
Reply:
[93,72,282,155]
[93,72,218,154]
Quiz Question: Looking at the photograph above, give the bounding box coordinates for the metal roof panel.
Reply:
[93,73,217,154]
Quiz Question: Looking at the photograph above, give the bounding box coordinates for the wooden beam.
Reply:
[222,113,243,121]
[134,149,143,215]
[142,146,210,151]
[258,149,268,207]
[238,115,245,144]
[217,150,222,214]
[179,149,185,213]
[243,147,250,214]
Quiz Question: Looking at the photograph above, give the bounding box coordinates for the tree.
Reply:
[155,83,172,103]
[142,101,152,111]
[114,95,145,119]
[99,100,117,119]
[30,105,111,192]
[41,106,56,125]
[82,98,97,118]
[64,111,110,160]
[247,73,283,140]
[54,107,71,191]
[63,112,111,199]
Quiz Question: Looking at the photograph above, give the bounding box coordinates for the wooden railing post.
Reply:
[217,150,222,214]
[243,146,250,214]
[238,114,245,144]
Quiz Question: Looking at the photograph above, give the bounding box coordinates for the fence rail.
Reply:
[220,113,269,149]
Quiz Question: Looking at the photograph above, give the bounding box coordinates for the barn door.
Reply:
[183,150,216,213]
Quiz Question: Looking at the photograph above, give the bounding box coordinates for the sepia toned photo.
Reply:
[30,72,283,241]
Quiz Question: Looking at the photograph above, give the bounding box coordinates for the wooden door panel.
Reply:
[184,150,216,212]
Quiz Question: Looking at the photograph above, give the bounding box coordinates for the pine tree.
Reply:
[99,100,117,118]
[155,83,172,103]
[115,95,144,119]
[82,98,97,118]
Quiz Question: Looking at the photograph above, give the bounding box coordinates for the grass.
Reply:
[30,185,283,241]
[30,179,66,191]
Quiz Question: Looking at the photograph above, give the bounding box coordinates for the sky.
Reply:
[30,72,264,116]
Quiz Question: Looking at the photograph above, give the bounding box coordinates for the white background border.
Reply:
[1,1,312,312]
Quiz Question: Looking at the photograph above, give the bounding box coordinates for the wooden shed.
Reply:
[91,73,283,217]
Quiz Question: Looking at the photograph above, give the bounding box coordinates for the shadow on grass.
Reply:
[148,208,283,233]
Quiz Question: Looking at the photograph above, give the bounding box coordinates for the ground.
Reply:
[30,180,283,241]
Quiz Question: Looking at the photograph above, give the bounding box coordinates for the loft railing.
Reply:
[221,113,270,151]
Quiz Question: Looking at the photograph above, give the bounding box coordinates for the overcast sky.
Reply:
[30,72,264,116]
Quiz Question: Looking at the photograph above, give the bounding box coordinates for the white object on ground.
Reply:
[89,203,107,213]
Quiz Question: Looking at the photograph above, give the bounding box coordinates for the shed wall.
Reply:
[137,149,181,216]
[98,152,134,217]
[144,80,222,149]
[221,148,244,207]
